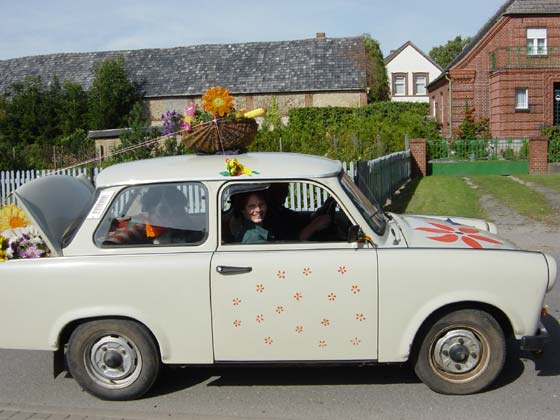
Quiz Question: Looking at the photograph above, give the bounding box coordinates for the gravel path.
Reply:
[463,176,559,254]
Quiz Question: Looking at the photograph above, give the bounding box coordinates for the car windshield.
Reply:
[340,172,386,236]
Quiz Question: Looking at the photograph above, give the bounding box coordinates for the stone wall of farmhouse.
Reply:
[146,91,366,123]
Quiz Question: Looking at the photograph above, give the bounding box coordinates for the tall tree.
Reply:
[88,56,141,130]
[362,34,390,102]
[429,36,472,68]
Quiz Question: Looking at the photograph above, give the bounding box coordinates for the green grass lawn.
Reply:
[469,175,553,221]
[516,174,560,193]
[388,176,484,218]
[388,175,556,222]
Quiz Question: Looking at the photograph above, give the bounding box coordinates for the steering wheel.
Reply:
[309,197,337,241]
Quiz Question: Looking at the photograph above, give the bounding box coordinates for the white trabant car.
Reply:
[0,152,556,400]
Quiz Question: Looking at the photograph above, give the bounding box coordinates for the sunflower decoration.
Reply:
[0,204,30,232]
[202,86,235,118]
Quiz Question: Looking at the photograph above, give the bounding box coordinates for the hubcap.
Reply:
[433,329,482,374]
[85,335,142,389]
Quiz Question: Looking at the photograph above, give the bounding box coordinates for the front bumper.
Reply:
[519,322,550,352]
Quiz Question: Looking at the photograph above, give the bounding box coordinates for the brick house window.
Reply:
[527,28,547,56]
[413,73,428,95]
[515,88,529,110]
[392,73,407,96]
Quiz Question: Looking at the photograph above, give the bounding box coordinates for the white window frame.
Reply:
[393,75,406,96]
[413,74,427,96]
[515,88,529,110]
[527,28,547,56]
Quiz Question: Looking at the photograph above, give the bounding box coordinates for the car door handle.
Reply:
[216,265,253,275]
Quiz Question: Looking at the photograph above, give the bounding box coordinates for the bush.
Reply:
[251,102,440,161]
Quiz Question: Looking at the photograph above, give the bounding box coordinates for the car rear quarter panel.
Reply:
[0,253,214,364]
[377,248,548,362]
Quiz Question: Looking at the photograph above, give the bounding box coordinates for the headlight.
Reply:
[544,253,557,292]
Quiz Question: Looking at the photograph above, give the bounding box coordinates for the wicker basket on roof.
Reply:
[181,118,258,154]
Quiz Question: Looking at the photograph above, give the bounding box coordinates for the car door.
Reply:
[210,180,378,362]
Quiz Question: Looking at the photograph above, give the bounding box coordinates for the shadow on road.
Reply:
[533,314,560,377]
[148,364,419,397]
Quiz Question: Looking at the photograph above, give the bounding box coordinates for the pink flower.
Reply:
[182,101,196,131]
[351,337,362,346]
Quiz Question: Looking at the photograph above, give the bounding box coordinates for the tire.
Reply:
[414,309,506,395]
[66,319,160,400]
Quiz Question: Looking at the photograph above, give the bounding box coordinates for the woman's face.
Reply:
[241,193,267,225]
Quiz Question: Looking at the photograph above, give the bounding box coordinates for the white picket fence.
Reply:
[1,168,101,205]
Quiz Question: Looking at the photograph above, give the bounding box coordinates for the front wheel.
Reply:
[66,319,160,400]
[414,309,506,395]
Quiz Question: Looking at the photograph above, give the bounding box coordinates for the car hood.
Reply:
[389,213,518,250]
[14,175,95,256]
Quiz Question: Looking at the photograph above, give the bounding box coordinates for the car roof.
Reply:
[95,152,342,188]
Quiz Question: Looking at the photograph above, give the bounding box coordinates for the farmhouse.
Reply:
[0,34,368,122]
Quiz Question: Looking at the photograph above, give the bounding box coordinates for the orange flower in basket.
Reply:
[202,86,234,117]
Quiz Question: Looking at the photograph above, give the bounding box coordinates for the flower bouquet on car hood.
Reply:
[0,204,49,262]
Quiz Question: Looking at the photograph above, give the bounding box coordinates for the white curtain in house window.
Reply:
[415,76,426,95]
[394,76,405,95]
[527,28,547,55]
[515,88,528,109]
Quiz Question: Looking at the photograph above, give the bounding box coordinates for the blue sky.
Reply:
[1,0,505,60]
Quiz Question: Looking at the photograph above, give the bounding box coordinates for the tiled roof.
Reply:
[0,37,367,97]
[505,0,560,14]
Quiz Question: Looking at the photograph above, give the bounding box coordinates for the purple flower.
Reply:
[19,245,42,259]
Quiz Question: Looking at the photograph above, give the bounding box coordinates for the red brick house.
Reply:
[427,0,560,139]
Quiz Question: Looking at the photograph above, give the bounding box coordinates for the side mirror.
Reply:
[347,225,362,243]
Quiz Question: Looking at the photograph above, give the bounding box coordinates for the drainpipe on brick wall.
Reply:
[444,72,452,138]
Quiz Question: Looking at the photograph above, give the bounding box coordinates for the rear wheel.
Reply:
[414,309,506,395]
[67,319,160,400]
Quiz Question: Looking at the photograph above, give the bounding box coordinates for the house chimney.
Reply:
[316,32,326,39]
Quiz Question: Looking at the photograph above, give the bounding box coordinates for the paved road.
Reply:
[1,211,559,420]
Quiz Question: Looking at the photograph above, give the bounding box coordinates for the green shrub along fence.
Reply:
[427,139,529,176]
[550,140,560,162]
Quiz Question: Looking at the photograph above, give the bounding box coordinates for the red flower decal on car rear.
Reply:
[415,222,502,249]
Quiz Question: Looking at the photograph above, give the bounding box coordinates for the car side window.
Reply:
[221,182,351,245]
[94,182,208,247]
